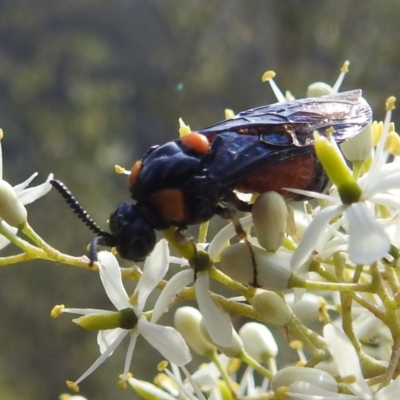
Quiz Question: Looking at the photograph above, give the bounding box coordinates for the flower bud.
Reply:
[285,292,324,323]
[340,102,373,162]
[174,307,215,356]
[306,82,332,97]
[271,366,338,393]
[0,180,27,227]
[252,192,287,252]
[239,322,278,363]
[200,320,243,358]
[220,243,292,291]
[73,308,138,330]
[251,290,293,327]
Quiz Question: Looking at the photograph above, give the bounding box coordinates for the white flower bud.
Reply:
[340,121,373,161]
[306,82,332,97]
[174,307,215,356]
[220,243,292,291]
[200,319,243,358]
[251,290,293,327]
[252,192,287,252]
[239,322,278,363]
[271,366,338,393]
[285,292,324,323]
[0,180,27,227]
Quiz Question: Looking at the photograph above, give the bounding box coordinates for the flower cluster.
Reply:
[2,62,400,399]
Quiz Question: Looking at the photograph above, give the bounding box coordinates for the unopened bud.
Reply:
[239,322,278,363]
[271,366,338,393]
[251,290,293,327]
[0,180,27,227]
[220,243,292,291]
[341,99,373,162]
[174,307,215,356]
[252,192,287,252]
[306,82,332,97]
[200,320,243,358]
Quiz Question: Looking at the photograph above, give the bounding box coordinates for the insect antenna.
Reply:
[50,179,112,239]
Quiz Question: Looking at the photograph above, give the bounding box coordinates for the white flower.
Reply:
[152,261,234,348]
[61,240,191,388]
[291,104,398,270]
[0,134,52,249]
[323,324,400,400]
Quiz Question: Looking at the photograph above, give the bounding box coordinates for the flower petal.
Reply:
[288,381,356,399]
[12,172,38,194]
[151,269,194,323]
[346,203,390,264]
[123,332,138,377]
[138,316,191,366]
[207,214,253,261]
[291,205,344,272]
[97,327,129,354]
[97,251,130,310]
[75,328,128,385]
[135,239,169,313]
[195,273,233,347]
[15,173,54,204]
[128,376,176,400]
[324,324,373,399]
[0,222,17,250]
[375,376,400,400]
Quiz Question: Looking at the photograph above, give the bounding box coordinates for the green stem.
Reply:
[378,335,400,389]
[240,351,273,380]
[209,351,238,398]
[291,275,372,292]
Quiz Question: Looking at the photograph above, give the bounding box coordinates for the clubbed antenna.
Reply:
[50,180,112,239]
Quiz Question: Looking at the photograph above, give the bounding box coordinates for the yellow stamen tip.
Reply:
[66,381,79,392]
[129,291,139,307]
[119,372,133,380]
[118,380,128,389]
[115,165,126,174]
[157,360,169,371]
[262,70,276,82]
[285,90,295,101]
[325,126,335,136]
[385,131,400,156]
[275,386,290,400]
[227,358,241,373]
[179,118,191,137]
[224,108,235,119]
[290,340,304,350]
[372,121,383,146]
[386,96,396,111]
[0,129,3,140]
[389,122,395,133]
[342,375,357,384]
[51,304,65,318]
[341,60,350,73]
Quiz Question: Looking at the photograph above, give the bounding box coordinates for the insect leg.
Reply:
[217,205,259,287]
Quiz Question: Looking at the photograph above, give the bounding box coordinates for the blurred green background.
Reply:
[0,0,399,398]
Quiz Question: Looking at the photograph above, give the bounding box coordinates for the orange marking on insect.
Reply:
[149,189,186,222]
[235,155,314,197]
[181,132,210,154]
[128,161,142,188]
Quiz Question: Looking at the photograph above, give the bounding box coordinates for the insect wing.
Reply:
[196,90,372,192]
[198,90,372,146]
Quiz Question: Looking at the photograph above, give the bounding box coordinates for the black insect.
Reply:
[51,90,371,264]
